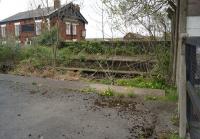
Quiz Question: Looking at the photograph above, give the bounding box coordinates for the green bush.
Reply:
[20,58,43,68]
[57,48,73,66]
[0,46,14,61]
[0,45,21,62]
[21,46,52,59]
[33,27,59,46]
[153,45,170,80]
[61,41,170,56]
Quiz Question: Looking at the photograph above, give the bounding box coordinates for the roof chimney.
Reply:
[54,0,61,9]
[38,5,41,9]
[75,4,80,12]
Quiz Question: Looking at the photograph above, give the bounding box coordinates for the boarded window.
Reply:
[21,24,34,32]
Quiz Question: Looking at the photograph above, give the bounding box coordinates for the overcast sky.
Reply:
[0,0,124,38]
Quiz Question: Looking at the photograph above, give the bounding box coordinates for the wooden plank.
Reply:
[55,67,147,76]
[71,56,157,63]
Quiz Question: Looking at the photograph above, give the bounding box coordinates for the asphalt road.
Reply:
[0,74,177,139]
[0,74,136,139]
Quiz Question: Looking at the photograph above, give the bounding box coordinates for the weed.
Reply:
[97,77,178,102]
[159,133,180,139]
[99,79,113,85]
[168,133,181,139]
[101,88,114,97]
[171,114,179,126]
[116,77,165,89]
[165,86,178,102]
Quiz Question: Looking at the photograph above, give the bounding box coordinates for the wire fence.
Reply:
[186,37,200,138]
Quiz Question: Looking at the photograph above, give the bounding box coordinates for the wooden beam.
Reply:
[177,0,188,138]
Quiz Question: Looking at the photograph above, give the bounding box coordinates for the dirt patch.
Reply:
[94,97,137,110]
[12,66,81,81]
[94,96,177,138]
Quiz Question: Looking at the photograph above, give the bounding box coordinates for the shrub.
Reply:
[57,48,73,66]
[20,58,43,69]
[20,46,52,59]
[153,45,170,80]
[0,46,14,61]
[0,44,21,62]
[33,27,59,46]
[61,41,170,56]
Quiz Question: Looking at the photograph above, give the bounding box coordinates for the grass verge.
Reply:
[94,77,178,102]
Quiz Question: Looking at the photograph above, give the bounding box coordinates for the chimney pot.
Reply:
[54,0,61,9]
[75,4,80,12]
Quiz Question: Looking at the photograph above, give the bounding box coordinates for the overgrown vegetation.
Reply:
[33,27,59,46]
[0,37,174,100]
[59,41,169,56]
[0,41,170,70]
[96,76,178,101]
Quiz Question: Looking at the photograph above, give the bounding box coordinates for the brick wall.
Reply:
[0,19,36,43]
[50,17,86,41]
[0,17,86,43]
[19,19,36,43]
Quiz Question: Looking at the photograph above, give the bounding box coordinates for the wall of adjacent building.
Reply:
[187,0,200,37]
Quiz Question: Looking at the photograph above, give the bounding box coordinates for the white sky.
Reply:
[0,0,125,38]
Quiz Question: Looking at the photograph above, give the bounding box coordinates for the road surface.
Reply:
[0,74,177,139]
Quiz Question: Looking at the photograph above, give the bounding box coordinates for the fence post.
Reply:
[179,35,187,138]
[177,0,188,138]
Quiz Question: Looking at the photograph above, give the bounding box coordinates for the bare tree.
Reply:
[102,0,170,40]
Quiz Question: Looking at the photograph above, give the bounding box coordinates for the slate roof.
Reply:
[0,7,54,24]
[0,3,88,24]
